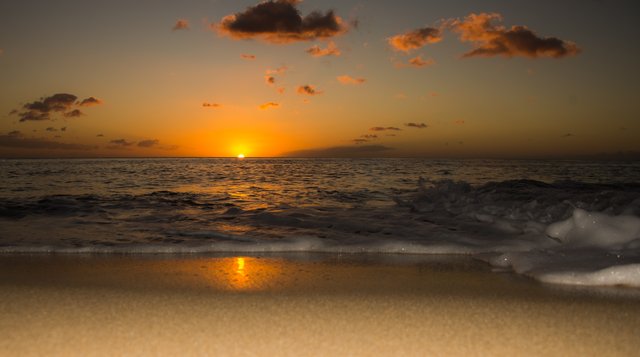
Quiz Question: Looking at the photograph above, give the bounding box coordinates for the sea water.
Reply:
[1,158,640,287]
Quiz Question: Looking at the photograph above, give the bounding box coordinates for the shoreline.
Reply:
[1,253,640,355]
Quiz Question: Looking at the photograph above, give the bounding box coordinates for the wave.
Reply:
[1,179,640,287]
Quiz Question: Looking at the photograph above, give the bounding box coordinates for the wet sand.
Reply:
[1,253,639,356]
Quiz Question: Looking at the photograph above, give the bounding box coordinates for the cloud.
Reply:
[361,134,378,139]
[11,93,99,122]
[109,139,135,147]
[241,54,256,60]
[284,145,394,158]
[337,75,366,85]
[215,0,348,44]
[297,85,322,95]
[562,133,574,138]
[78,97,103,106]
[7,130,22,137]
[0,134,94,151]
[203,102,222,108]
[453,119,465,125]
[370,126,401,132]
[306,41,341,57]
[407,55,435,68]
[45,127,58,132]
[388,27,442,52]
[96,133,104,137]
[353,139,369,144]
[265,66,287,92]
[450,13,580,58]
[173,19,190,31]
[64,109,83,118]
[259,102,280,110]
[405,122,428,128]
[138,139,160,148]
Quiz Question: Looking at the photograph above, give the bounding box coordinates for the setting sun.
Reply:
[237,153,245,159]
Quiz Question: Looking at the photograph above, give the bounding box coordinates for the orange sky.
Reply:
[1,1,638,158]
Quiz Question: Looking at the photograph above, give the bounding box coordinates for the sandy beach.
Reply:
[1,253,639,356]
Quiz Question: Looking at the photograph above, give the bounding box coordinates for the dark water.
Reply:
[1,158,640,287]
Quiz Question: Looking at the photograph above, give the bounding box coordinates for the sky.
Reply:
[0,0,639,158]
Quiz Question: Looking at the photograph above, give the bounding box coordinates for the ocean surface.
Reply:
[1,158,640,287]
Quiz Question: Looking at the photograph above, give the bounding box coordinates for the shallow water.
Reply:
[1,158,640,287]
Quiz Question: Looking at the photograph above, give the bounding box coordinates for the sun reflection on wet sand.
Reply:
[202,256,288,291]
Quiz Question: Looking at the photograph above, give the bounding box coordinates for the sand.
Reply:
[1,253,640,356]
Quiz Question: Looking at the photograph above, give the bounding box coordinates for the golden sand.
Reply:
[1,254,639,356]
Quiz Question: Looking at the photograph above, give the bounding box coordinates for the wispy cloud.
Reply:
[388,27,442,52]
[408,55,435,68]
[306,41,341,57]
[450,13,580,58]
[109,139,135,147]
[203,102,222,108]
[241,54,256,60]
[259,102,280,110]
[337,75,366,85]
[405,122,428,128]
[214,0,348,44]
[0,133,94,151]
[297,85,322,96]
[173,19,190,31]
[370,126,401,132]
[284,144,393,158]
[137,139,160,148]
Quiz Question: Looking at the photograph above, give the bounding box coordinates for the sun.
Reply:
[237,153,245,159]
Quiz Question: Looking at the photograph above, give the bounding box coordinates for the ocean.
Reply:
[1,158,640,287]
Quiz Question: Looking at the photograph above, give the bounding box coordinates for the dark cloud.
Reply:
[306,41,341,57]
[353,139,369,144]
[562,133,574,138]
[284,145,394,158]
[60,127,67,132]
[297,85,322,95]
[370,126,401,132]
[241,54,256,60]
[0,134,94,151]
[78,97,103,106]
[203,102,222,108]
[45,127,58,132]
[451,13,581,58]
[173,19,190,31]
[11,93,99,122]
[7,130,22,137]
[361,134,378,139]
[405,122,428,128]
[215,0,348,43]
[64,109,83,118]
[388,27,442,52]
[96,133,104,137]
[138,139,160,148]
